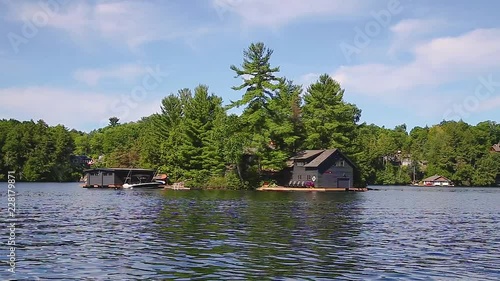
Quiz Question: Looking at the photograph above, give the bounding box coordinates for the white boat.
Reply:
[122,170,163,189]
[122,181,162,189]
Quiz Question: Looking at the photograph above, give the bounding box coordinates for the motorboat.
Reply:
[122,172,163,189]
[122,181,163,189]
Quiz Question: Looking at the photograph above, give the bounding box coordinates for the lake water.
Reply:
[1,183,499,280]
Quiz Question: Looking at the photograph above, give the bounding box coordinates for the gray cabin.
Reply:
[83,168,155,188]
[288,149,356,188]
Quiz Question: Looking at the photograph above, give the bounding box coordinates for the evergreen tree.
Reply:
[108,117,120,127]
[302,74,361,151]
[229,42,281,166]
[262,79,304,170]
[156,92,186,180]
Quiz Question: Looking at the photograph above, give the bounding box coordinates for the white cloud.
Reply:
[297,73,321,89]
[388,18,450,55]
[4,0,213,49]
[213,0,372,28]
[332,28,500,96]
[390,18,446,38]
[478,96,500,112]
[74,64,148,86]
[0,87,161,130]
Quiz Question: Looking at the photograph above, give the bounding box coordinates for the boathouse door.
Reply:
[337,178,350,188]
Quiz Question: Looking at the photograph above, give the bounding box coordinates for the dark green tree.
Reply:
[302,74,361,151]
[109,117,120,127]
[229,42,281,164]
[262,79,304,170]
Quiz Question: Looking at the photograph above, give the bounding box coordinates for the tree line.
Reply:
[0,42,498,187]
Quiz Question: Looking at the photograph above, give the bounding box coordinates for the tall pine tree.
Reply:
[302,74,361,152]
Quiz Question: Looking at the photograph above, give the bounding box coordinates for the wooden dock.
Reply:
[81,184,123,188]
[257,186,368,192]
[162,182,190,190]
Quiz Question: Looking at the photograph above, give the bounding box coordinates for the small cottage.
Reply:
[422,175,453,186]
[491,143,500,153]
[288,149,356,188]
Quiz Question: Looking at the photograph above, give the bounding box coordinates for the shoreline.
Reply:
[257,186,368,192]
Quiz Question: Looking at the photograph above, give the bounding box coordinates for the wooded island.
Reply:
[0,43,499,188]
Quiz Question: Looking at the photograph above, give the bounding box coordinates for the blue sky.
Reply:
[0,0,499,132]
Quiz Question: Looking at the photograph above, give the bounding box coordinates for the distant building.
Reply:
[70,155,93,167]
[422,175,453,186]
[382,152,412,167]
[400,157,413,167]
[288,149,357,188]
[490,143,500,153]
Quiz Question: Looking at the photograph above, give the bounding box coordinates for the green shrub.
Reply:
[205,176,227,189]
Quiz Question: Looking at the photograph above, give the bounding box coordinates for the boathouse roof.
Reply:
[304,149,339,168]
[290,150,324,160]
[422,175,451,182]
[291,149,357,169]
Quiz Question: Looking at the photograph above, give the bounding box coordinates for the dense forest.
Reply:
[1,43,499,187]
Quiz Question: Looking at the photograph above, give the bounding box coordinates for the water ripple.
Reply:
[0,184,499,280]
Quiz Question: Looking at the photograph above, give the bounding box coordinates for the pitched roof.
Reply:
[304,149,338,168]
[422,175,451,182]
[492,143,500,152]
[290,150,324,160]
[290,149,357,169]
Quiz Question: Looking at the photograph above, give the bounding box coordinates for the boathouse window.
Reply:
[297,161,304,166]
[298,175,302,180]
[307,175,311,180]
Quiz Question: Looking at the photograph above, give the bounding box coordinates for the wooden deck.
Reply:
[257,186,368,192]
[161,185,190,190]
[161,182,190,190]
[81,184,123,188]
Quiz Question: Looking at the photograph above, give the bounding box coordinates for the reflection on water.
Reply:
[153,191,364,280]
[0,184,498,280]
